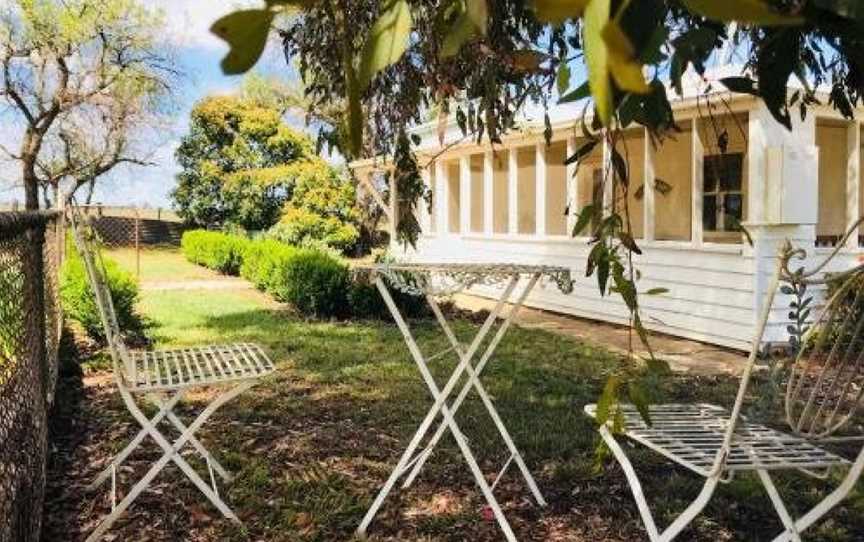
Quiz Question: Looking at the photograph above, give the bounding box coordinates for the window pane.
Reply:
[719,154,743,191]
[516,146,536,234]
[613,130,644,238]
[703,195,717,231]
[447,161,461,233]
[493,150,509,233]
[654,129,692,241]
[703,157,718,193]
[546,141,568,235]
[575,138,603,235]
[470,154,484,233]
[816,121,849,241]
[723,194,742,230]
[592,168,603,232]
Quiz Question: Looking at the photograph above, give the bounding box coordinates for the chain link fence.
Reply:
[78,205,185,247]
[0,211,63,542]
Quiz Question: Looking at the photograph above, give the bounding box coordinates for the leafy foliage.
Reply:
[210,0,864,427]
[172,95,316,231]
[180,230,249,275]
[266,162,360,253]
[60,236,140,342]
[277,249,351,318]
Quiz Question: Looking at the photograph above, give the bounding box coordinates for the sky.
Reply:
[0,0,296,209]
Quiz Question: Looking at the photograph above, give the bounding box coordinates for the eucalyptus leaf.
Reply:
[681,0,804,25]
[628,380,652,426]
[532,0,590,24]
[559,81,590,103]
[358,0,413,89]
[557,61,572,95]
[583,0,612,125]
[645,287,669,295]
[441,0,488,58]
[211,10,275,75]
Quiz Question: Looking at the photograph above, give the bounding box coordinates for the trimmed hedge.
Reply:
[348,280,427,320]
[240,238,297,292]
[278,249,349,317]
[181,230,248,275]
[182,229,424,320]
[61,237,140,342]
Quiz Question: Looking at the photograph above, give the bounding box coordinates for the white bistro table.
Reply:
[354,262,573,541]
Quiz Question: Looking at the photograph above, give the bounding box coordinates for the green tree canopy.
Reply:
[172,93,359,251]
[173,94,314,230]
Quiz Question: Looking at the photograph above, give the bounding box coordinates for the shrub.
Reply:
[275,249,349,318]
[181,230,248,275]
[348,279,427,320]
[60,238,140,342]
[240,238,298,291]
[268,207,359,254]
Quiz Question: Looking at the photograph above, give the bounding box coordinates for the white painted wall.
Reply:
[366,99,863,354]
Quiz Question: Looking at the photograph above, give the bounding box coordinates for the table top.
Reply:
[354,262,574,296]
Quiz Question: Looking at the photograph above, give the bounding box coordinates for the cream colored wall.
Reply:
[575,138,603,224]
[447,160,461,233]
[654,128,692,241]
[816,122,848,238]
[546,141,568,235]
[860,127,864,223]
[492,150,509,233]
[516,146,536,234]
[614,130,644,238]
[469,154,484,233]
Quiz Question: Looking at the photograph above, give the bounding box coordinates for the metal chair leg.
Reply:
[87,390,186,491]
[86,382,253,541]
[599,425,721,542]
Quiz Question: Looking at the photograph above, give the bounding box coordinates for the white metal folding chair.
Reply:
[585,232,864,542]
[67,206,275,541]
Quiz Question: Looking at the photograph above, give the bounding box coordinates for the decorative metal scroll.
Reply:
[355,262,574,297]
[776,219,864,438]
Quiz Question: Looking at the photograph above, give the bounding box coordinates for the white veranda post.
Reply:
[67,204,275,542]
[585,220,864,541]
[355,262,573,541]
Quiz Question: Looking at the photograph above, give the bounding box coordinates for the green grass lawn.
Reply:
[44,248,864,542]
[107,246,219,282]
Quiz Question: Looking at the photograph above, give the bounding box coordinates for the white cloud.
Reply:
[153,0,262,51]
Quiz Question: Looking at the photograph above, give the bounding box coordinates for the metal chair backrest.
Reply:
[785,266,864,438]
[67,204,137,382]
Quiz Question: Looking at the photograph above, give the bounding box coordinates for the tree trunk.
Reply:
[21,130,42,210]
[23,168,39,210]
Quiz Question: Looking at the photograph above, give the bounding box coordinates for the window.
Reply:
[591,168,604,232]
[546,141,568,235]
[654,129,692,241]
[702,153,743,232]
[493,151,509,233]
[516,146,536,234]
[470,154,484,233]
[447,160,461,233]
[816,121,849,246]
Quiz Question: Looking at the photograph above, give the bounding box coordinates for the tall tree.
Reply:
[0,0,174,209]
[172,94,354,235]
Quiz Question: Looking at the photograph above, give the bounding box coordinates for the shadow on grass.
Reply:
[45,301,864,541]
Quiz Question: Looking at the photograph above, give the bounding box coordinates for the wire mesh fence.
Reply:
[77,205,186,247]
[0,210,63,542]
